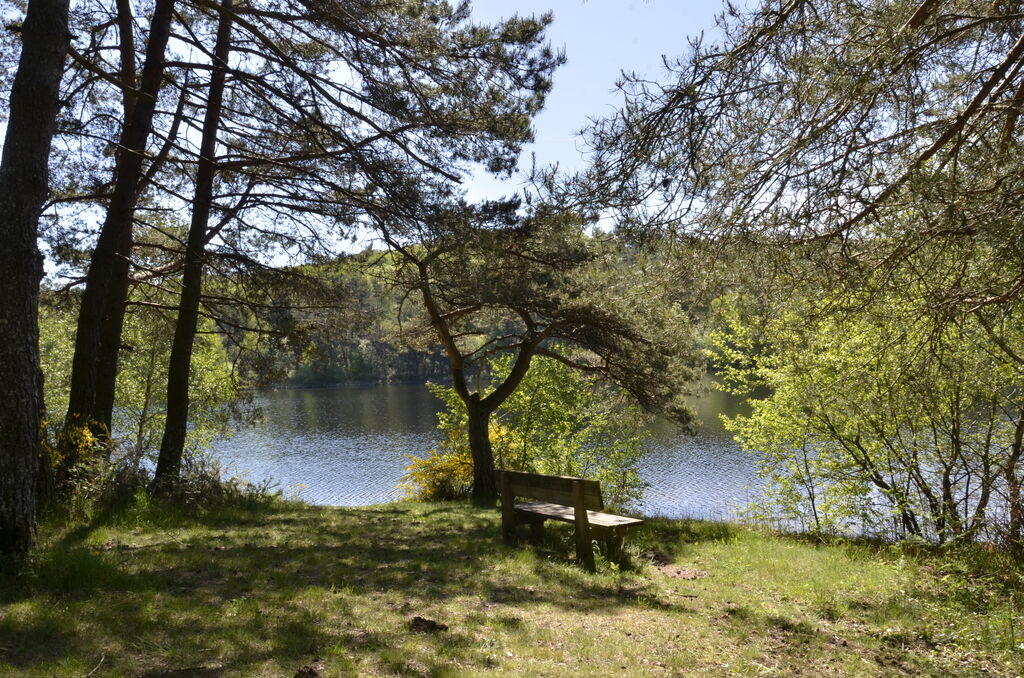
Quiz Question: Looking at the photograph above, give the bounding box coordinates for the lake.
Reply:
[211,384,760,518]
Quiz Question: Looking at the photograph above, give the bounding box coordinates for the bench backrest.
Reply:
[495,469,604,511]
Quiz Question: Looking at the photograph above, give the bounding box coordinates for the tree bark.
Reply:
[93,4,140,436]
[463,343,540,504]
[0,0,70,556]
[62,0,175,464]
[36,367,56,508]
[466,399,497,505]
[1006,409,1024,556]
[153,0,233,488]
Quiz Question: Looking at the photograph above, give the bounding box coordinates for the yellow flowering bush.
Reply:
[50,420,103,469]
[400,422,514,501]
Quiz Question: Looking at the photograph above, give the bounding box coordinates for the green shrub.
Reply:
[46,446,280,531]
[402,351,651,509]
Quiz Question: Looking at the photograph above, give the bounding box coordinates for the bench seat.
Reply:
[514,501,644,529]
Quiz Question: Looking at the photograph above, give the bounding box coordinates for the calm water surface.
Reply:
[212,384,760,517]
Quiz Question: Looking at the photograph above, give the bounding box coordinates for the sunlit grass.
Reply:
[1,498,1021,676]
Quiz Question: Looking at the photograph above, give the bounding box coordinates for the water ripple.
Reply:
[212,385,761,516]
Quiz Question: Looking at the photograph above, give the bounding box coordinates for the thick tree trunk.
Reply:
[466,400,497,505]
[466,345,539,505]
[92,263,132,442]
[87,0,140,447]
[62,0,175,466]
[0,0,70,556]
[411,251,544,507]
[153,0,233,488]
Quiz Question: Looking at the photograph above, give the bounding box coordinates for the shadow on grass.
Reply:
[631,516,739,563]
[0,501,728,676]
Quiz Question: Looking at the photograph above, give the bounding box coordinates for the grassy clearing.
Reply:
[1,498,1022,677]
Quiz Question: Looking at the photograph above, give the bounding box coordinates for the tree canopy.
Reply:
[574,0,1024,551]
[576,0,1024,315]
[376,197,701,501]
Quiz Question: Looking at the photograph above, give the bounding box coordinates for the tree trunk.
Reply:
[62,0,175,467]
[410,249,543,507]
[0,0,70,556]
[464,345,540,505]
[466,400,497,505]
[87,0,140,451]
[1006,409,1024,556]
[36,367,56,509]
[92,250,133,440]
[153,0,233,488]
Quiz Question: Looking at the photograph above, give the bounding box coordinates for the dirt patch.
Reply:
[408,616,448,633]
[294,664,321,678]
[654,564,709,580]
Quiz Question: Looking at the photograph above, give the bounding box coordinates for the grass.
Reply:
[1,497,1022,677]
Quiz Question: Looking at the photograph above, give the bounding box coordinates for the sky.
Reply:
[463,0,729,201]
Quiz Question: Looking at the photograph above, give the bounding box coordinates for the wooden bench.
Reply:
[495,469,643,571]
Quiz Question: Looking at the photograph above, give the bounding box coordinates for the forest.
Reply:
[1,0,1024,674]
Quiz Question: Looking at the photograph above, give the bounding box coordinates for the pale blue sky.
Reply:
[465,0,730,200]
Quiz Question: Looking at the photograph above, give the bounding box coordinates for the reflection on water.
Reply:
[642,387,759,519]
[212,383,761,516]
[214,385,441,506]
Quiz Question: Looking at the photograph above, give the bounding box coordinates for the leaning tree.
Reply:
[376,196,701,504]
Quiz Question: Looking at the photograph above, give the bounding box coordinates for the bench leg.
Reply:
[592,526,627,565]
[502,516,516,545]
[499,471,515,545]
[576,528,595,572]
[528,517,546,544]
[604,535,624,563]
